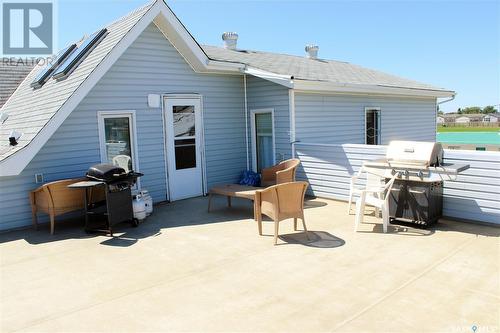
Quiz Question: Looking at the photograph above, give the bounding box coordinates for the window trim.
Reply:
[364,107,381,145]
[250,108,276,172]
[97,110,140,174]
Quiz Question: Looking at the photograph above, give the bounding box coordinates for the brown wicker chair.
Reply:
[29,178,103,234]
[260,158,300,187]
[255,181,310,245]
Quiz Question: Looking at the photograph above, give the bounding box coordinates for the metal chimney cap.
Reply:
[222,32,239,41]
[222,32,239,50]
[305,44,319,59]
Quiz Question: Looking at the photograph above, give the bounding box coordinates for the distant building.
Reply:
[456,116,471,124]
[483,113,499,123]
[438,113,499,125]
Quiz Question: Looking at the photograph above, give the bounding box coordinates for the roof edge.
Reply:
[292,79,455,98]
[0,1,161,176]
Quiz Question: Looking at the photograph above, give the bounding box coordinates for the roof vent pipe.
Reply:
[222,32,238,50]
[305,44,319,59]
[0,112,8,124]
[9,130,21,146]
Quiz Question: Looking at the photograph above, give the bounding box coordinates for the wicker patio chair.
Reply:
[255,181,310,245]
[29,178,102,234]
[260,158,300,187]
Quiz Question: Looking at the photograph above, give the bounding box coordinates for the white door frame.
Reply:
[162,94,206,201]
[250,108,276,172]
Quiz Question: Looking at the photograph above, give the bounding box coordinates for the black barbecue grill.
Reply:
[68,164,143,235]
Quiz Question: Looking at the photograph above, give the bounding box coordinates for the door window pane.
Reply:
[104,117,133,172]
[255,113,273,172]
[175,138,196,170]
[173,106,195,137]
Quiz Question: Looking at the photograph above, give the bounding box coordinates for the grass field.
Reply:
[437,126,500,132]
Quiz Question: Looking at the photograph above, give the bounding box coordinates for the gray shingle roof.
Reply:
[0,0,452,167]
[0,2,153,162]
[202,45,449,92]
[0,62,34,108]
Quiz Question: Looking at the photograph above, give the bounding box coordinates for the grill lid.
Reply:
[86,163,127,182]
[386,141,443,167]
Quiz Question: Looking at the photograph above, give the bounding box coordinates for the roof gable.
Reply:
[0,0,240,176]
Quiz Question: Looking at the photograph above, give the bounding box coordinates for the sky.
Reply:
[56,0,499,113]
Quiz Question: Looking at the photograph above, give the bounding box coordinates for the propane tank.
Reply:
[132,194,147,220]
[139,190,153,216]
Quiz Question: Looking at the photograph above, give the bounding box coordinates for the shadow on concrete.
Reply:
[303,199,328,209]
[279,231,345,248]
[0,215,164,247]
[433,219,500,238]
[2,195,496,247]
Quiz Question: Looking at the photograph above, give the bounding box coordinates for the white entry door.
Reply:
[164,97,204,201]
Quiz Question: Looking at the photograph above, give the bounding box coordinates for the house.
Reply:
[0,0,454,230]
[0,62,34,107]
[455,116,471,124]
[454,114,497,124]
[437,116,445,124]
[483,113,499,123]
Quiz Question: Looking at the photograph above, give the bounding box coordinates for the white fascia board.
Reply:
[205,60,244,73]
[153,9,206,72]
[244,67,294,88]
[0,2,162,177]
[293,79,455,98]
[153,4,244,74]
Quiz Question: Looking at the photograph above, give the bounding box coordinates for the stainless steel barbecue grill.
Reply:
[363,141,470,226]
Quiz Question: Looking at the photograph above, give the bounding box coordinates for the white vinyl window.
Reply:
[251,109,276,172]
[97,111,139,173]
[365,107,381,145]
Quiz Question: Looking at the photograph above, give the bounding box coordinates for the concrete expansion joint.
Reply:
[330,237,476,332]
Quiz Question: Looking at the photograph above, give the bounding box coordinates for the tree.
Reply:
[461,107,482,114]
[482,105,498,114]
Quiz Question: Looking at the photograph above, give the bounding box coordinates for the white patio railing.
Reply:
[293,142,500,225]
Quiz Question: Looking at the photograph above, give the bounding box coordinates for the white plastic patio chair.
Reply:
[112,154,131,172]
[348,166,385,214]
[354,172,399,233]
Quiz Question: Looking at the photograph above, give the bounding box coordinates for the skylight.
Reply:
[30,43,77,89]
[52,28,108,80]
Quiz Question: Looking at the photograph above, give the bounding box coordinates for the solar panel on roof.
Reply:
[30,43,77,89]
[52,28,108,80]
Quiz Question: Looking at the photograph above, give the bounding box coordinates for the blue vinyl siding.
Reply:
[246,76,291,163]
[294,93,437,144]
[0,23,246,230]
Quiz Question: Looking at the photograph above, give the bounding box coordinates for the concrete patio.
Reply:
[0,196,498,332]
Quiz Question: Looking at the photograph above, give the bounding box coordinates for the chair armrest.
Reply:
[31,185,45,194]
[350,168,364,185]
[261,164,281,181]
[276,167,295,184]
[255,186,279,220]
